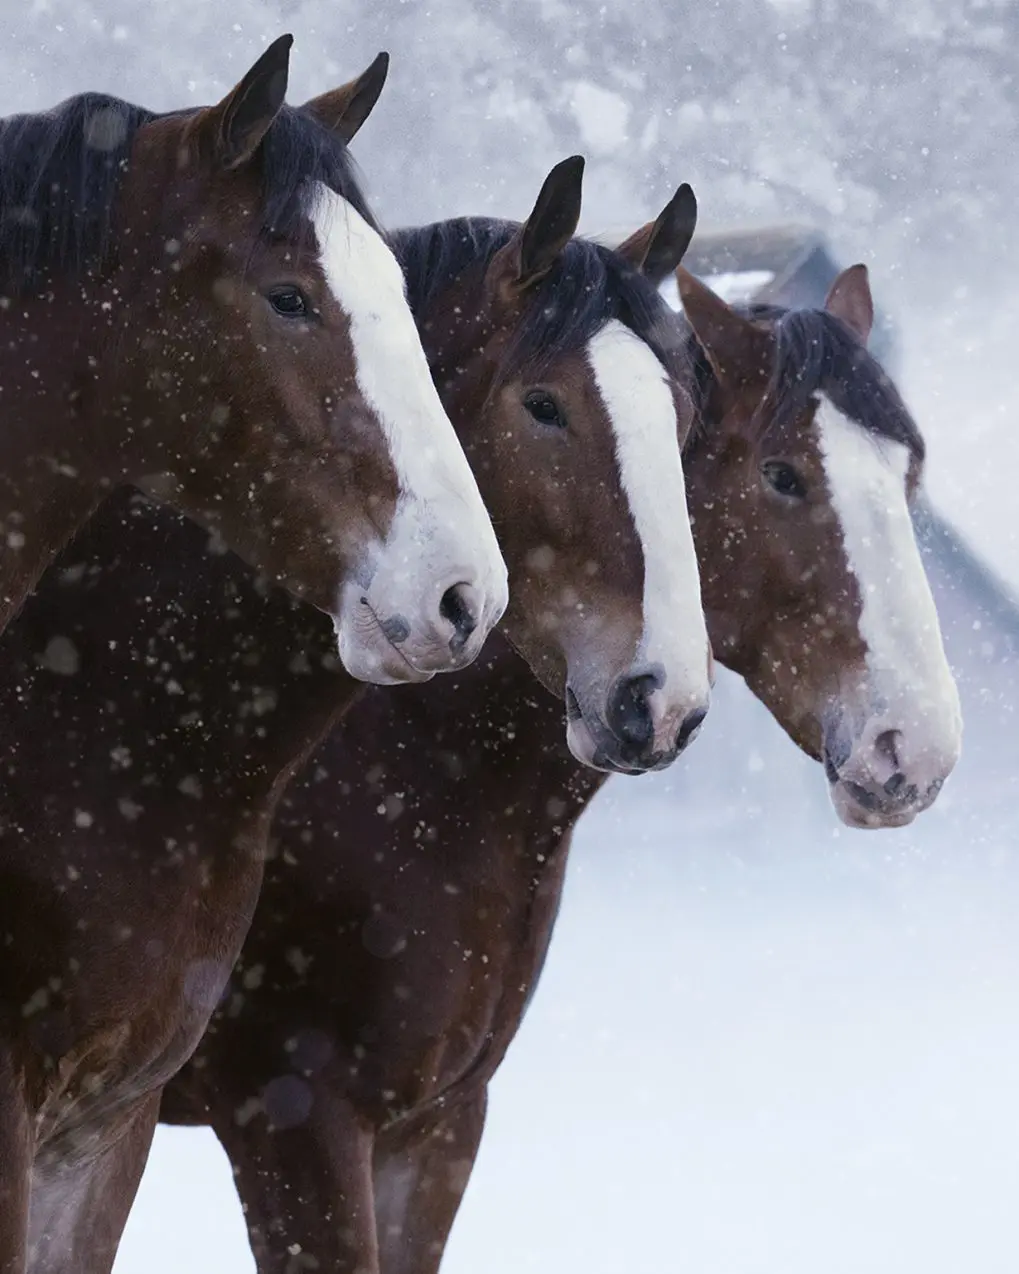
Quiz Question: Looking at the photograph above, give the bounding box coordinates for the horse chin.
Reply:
[565,712,602,769]
[829,780,919,831]
[564,700,628,773]
[331,610,435,687]
[565,705,653,776]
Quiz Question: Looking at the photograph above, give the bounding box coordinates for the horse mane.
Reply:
[0,94,150,295]
[684,302,924,462]
[392,216,689,378]
[0,92,374,297]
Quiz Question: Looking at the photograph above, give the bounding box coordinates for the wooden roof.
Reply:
[594,221,831,304]
[681,223,827,298]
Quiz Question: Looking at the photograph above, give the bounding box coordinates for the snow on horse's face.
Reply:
[679,264,960,829]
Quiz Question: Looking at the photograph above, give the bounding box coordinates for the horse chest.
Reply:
[347,829,573,1120]
[3,815,264,1145]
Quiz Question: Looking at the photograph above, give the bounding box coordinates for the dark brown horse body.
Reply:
[0,33,514,1274]
[0,165,704,1273]
[162,266,962,1273]
[0,37,506,675]
[166,633,591,1273]
[0,493,356,1274]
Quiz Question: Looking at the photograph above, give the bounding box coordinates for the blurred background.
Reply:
[5,0,1019,1269]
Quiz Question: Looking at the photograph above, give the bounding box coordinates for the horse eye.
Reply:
[267,286,309,318]
[761,460,807,499]
[524,391,566,429]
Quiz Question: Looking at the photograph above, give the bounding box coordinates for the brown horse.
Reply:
[160,264,962,1274]
[678,266,960,826]
[0,35,506,677]
[0,160,706,1273]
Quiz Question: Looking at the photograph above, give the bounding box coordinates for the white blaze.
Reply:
[815,395,961,764]
[309,184,508,670]
[586,319,711,738]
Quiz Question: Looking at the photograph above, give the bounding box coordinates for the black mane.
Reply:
[686,302,924,462]
[0,91,374,296]
[392,216,688,377]
[0,93,149,294]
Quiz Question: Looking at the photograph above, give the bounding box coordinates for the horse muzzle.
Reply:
[822,711,959,830]
[565,671,710,775]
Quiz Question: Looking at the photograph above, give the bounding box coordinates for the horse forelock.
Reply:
[0,93,151,294]
[392,216,691,384]
[0,92,375,296]
[766,306,924,464]
[683,301,923,464]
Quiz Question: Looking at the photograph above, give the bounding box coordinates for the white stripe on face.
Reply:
[586,319,710,736]
[310,185,477,506]
[309,184,507,640]
[815,395,961,760]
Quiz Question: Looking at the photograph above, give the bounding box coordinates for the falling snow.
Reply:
[0,4,1011,1274]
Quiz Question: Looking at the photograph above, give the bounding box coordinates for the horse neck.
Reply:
[683,414,767,680]
[298,630,607,884]
[0,271,145,631]
[412,265,501,405]
[134,504,361,797]
[466,637,609,841]
[11,491,361,807]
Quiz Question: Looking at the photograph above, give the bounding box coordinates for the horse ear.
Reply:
[677,266,772,389]
[824,264,874,345]
[200,34,293,169]
[616,183,698,285]
[487,156,584,300]
[303,52,389,144]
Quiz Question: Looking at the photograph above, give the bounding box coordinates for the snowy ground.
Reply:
[116,655,1019,1273]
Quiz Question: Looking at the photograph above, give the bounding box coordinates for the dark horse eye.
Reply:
[267,286,309,318]
[761,460,807,499]
[524,390,566,429]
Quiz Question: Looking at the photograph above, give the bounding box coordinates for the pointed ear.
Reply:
[824,263,874,345]
[677,266,773,389]
[195,34,292,169]
[486,156,584,300]
[616,183,698,284]
[303,52,389,145]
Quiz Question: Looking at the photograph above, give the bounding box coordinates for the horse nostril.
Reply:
[874,728,902,770]
[676,706,707,754]
[884,771,907,798]
[439,583,478,653]
[606,674,656,755]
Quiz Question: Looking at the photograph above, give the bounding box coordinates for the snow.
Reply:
[568,81,631,156]
[659,269,776,310]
